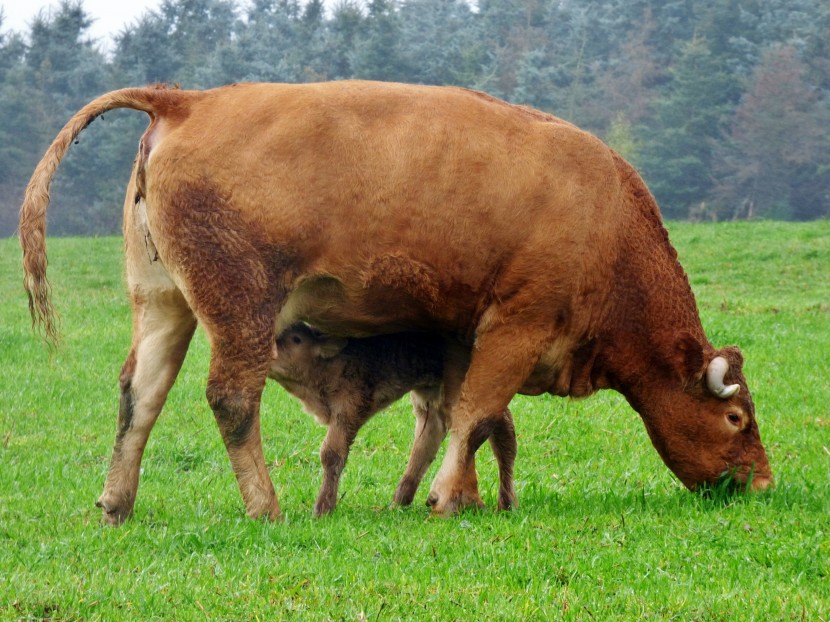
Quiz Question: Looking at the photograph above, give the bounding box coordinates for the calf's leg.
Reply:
[97,288,196,525]
[489,409,518,510]
[393,388,448,506]
[315,418,364,516]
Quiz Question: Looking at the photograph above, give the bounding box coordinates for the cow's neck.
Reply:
[584,179,712,403]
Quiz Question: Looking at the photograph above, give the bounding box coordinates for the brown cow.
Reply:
[268,324,516,516]
[19,81,771,524]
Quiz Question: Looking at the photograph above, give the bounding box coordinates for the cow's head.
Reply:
[633,337,772,493]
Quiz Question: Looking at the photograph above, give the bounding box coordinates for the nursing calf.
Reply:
[269,324,516,516]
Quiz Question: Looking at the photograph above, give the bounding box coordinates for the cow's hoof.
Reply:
[96,496,132,526]
[247,498,283,522]
[425,490,467,516]
[459,486,485,510]
[427,491,484,516]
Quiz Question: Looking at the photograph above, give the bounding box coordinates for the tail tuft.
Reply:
[19,223,60,348]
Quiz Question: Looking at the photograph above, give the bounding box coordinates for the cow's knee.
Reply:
[206,382,258,446]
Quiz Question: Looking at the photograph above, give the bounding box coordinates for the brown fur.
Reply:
[19,81,771,523]
[268,324,516,515]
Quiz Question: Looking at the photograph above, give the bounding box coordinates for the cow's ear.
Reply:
[672,332,706,382]
[718,345,744,370]
[314,337,347,359]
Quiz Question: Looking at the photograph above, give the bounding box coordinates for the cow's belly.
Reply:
[276,269,480,339]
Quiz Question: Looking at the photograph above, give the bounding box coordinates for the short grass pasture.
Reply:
[1,221,829,620]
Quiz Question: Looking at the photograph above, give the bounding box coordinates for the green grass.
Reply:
[1,222,829,621]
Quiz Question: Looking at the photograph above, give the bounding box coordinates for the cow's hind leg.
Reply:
[393,388,448,506]
[205,328,281,521]
[153,179,287,521]
[97,288,196,525]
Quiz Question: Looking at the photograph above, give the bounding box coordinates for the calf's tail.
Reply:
[18,85,187,347]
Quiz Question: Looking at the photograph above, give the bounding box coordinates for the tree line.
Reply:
[1,0,828,235]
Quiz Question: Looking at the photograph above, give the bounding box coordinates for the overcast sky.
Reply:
[2,0,169,45]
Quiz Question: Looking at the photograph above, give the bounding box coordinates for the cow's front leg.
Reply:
[427,322,543,516]
[206,334,280,521]
[427,415,513,516]
[447,410,516,511]
[97,288,196,525]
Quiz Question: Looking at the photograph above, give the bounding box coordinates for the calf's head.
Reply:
[633,340,772,493]
[270,324,347,379]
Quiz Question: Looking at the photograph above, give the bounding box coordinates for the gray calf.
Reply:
[269,324,517,516]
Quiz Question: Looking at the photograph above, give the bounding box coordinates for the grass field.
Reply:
[1,221,829,620]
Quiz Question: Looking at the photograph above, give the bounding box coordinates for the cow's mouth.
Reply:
[696,465,773,498]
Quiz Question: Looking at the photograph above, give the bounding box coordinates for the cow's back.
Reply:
[143,81,625,338]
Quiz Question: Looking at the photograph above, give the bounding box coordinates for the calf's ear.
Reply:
[671,332,706,383]
[314,337,348,359]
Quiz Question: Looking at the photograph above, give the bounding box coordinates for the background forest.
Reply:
[1,0,828,236]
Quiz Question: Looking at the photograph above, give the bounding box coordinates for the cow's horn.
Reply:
[706,356,740,399]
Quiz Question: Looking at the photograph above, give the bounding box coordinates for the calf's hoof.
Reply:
[393,479,418,506]
[313,498,336,518]
[498,487,518,511]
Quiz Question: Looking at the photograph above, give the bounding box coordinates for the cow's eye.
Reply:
[726,412,742,427]
[291,335,303,345]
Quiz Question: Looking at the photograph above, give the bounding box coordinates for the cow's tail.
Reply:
[19,85,188,348]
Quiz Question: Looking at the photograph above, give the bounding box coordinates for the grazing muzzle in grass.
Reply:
[694,466,774,501]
